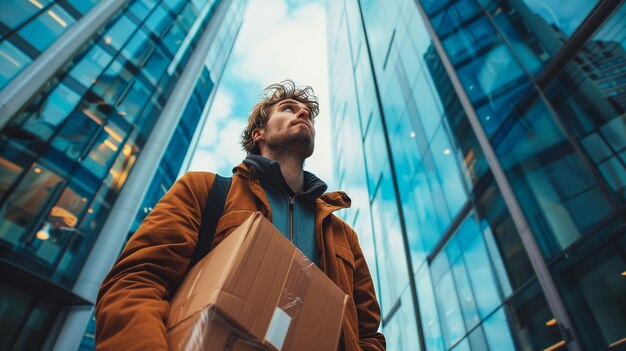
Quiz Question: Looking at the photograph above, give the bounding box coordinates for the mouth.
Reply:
[293,120,311,130]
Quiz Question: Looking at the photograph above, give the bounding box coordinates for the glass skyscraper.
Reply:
[327,0,625,350]
[0,0,246,349]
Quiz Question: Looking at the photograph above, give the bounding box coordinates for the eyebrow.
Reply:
[277,100,312,115]
[277,100,297,108]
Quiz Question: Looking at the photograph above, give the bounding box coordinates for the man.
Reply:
[96,80,386,350]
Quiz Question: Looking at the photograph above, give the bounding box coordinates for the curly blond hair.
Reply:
[241,80,319,155]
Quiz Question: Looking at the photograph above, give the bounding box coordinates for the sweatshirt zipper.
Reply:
[289,196,295,242]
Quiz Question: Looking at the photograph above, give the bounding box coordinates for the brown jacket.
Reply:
[96,164,386,350]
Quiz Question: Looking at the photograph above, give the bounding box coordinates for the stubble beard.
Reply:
[266,127,315,162]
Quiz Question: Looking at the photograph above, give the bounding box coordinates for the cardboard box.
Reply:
[168,306,262,350]
[167,212,348,351]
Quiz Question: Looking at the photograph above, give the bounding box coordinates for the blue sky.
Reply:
[187,0,336,188]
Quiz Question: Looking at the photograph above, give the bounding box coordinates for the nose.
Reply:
[296,106,310,120]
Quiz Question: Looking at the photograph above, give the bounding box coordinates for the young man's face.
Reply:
[255,98,316,159]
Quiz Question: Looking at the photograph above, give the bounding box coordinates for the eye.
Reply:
[283,106,294,112]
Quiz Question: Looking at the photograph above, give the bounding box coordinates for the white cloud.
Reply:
[208,88,235,125]
[233,1,326,86]
[198,87,235,149]
[213,118,247,158]
[188,117,246,174]
[188,149,228,172]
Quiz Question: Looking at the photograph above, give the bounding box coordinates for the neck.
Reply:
[260,150,305,193]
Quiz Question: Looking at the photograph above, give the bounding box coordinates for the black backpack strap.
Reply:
[188,174,231,269]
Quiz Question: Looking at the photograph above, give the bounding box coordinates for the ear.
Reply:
[252,128,265,142]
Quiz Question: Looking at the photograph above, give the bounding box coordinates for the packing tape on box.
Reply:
[177,306,265,351]
[264,252,315,350]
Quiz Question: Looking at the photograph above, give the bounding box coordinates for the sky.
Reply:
[187,0,336,188]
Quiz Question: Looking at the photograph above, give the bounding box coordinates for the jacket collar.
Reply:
[240,155,328,199]
[233,157,351,212]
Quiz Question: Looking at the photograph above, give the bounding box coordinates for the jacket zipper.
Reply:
[289,196,295,242]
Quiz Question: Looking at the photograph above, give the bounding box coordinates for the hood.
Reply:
[238,155,328,200]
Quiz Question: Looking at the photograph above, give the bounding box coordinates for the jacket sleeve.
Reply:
[349,226,386,350]
[95,172,213,350]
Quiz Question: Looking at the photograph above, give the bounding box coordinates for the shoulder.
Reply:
[166,171,219,203]
[327,213,359,246]
[177,171,217,187]
[180,171,216,181]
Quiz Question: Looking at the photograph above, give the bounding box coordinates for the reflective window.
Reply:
[0,0,99,90]
[359,0,395,71]
[177,1,201,32]
[162,22,186,55]
[129,0,158,21]
[50,106,101,161]
[429,212,512,349]
[407,166,444,255]
[456,217,502,319]
[69,45,113,88]
[144,5,171,38]
[380,65,406,137]
[363,114,388,197]
[521,0,599,37]
[17,4,76,52]
[0,0,225,289]
[0,284,58,351]
[482,308,516,350]
[545,3,626,204]
[15,81,82,141]
[495,92,616,258]
[431,251,466,348]
[475,180,533,291]
[423,0,534,137]
[81,125,125,179]
[371,172,409,316]
[505,281,565,351]
[33,181,90,266]
[423,152,451,232]
[0,40,32,88]
[415,263,444,351]
[164,0,187,13]
[551,227,626,350]
[65,0,100,15]
[92,58,135,107]
[0,164,63,247]
[486,1,548,76]
[142,47,170,85]
[121,28,155,67]
[429,123,467,217]
[413,68,444,144]
[455,44,530,137]
[118,79,153,125]
[0,0,54,31]
[102,15,136,51]
[0,140,32,199]
[446,304,517,351]
[382,285,421,350]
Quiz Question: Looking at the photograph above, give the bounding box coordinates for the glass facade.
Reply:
[0,0,247,349]
[0,0,101,90]
[327,0,625,350]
